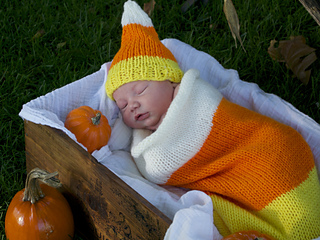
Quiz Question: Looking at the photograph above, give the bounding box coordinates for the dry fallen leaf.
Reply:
[57,42,66,49]
[268,36,317,85]
[144,0,156,16]
[223,0,246,52]
[32,29,45,40]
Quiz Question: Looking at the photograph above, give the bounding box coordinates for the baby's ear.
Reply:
[173,84,180,99]
[171,82,179,88]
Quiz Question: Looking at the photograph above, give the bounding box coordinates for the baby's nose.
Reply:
[130,101,140,112]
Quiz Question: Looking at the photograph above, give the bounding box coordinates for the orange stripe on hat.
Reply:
[106,0,183,100]
[110,24,178,67]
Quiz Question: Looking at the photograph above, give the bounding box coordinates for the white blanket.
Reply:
[19,38,320,240]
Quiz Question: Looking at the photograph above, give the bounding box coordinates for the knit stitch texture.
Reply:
[131,68,320,240]
[106,0,183,100]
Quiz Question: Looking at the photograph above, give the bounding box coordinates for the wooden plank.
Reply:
[299,0,320,26]
[24,120,171,240]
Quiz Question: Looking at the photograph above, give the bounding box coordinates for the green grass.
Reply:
[1,0,319,239]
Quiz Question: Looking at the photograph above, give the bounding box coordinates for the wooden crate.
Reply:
[23,3,319,239]
[299,0,320,26]
[24,120,171,240]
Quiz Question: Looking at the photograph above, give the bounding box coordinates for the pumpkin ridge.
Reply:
[64,106,111,153]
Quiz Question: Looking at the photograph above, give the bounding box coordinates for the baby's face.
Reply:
[113,80,176,131]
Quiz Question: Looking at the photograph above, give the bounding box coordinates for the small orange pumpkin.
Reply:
[65,106,112,153]
[222,230,276,240]
[5,168,74,240]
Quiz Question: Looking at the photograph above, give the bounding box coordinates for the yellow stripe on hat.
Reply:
[106,0,184,100]
[106,55,183,100]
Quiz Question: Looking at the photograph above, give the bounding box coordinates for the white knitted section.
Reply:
[121,0,153,27]
[131,69,223,184]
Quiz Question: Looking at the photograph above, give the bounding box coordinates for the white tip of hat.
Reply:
[121,0,153,27]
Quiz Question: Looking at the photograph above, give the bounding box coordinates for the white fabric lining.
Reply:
[19,38,320,240]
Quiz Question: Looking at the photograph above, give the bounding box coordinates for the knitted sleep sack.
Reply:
[131,68,320,240]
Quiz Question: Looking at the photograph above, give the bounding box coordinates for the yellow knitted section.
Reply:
[164,97,320,239]
[211,167,320,240]
[106,21,183,99]
[167,98,315,210]
[106,55,182,100]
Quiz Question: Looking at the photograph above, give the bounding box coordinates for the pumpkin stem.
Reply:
[91,112,101,125]
[23,168,62,204]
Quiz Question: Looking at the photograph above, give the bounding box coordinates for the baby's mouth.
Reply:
[135,112,149,121]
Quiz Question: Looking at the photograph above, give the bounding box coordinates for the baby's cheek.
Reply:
[122,113,132,126]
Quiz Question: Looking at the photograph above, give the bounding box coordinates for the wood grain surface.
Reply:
[24,120,171,240]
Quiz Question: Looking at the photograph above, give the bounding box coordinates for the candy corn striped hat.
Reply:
[106,0,183,100]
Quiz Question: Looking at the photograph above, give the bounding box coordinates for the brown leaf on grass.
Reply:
[223,0,246,52]
[268,36,317,85]
[144,0,156,16]
[32,29,45,40]
[57,42,66,49]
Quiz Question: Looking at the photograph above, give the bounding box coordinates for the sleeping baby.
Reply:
[106,1,320,239]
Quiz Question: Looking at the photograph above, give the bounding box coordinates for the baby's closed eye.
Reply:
[136,85,148,95]
[117,100,127,110]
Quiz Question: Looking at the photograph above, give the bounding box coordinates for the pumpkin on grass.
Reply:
[222,230,276,240]
[65,105,112,154]
[5,168,74,240]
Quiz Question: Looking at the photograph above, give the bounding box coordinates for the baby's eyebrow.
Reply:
[133,82,147,93]
[132,82,141,92]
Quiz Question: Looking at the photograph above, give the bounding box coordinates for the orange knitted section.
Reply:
[110,24,178,68]
[166,98,315,211]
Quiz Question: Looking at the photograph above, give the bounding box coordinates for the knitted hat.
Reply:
[106,0,183,100]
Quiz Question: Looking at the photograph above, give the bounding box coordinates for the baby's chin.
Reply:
[145,114,166,131]
[146,125,158,131]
